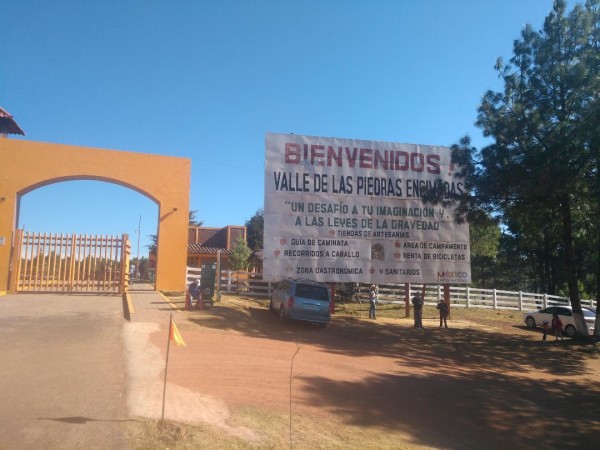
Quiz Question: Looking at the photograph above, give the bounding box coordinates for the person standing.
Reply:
[551,313,564,341]
[542,320,550,342]
[369,284,378,319]
[188,278,201,309]
[436,298,449,328]
[412,292,424,329]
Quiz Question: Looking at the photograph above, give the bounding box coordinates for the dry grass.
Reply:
[126,407,435,450]
[166,292,522,326]
[336,299,521,327]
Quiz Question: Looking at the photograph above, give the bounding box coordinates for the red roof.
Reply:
[188,225,246,250]
[188,244,234,255]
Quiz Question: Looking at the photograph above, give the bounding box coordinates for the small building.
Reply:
[187,225,247,271]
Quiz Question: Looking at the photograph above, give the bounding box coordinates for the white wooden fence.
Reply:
[186,267,596,311]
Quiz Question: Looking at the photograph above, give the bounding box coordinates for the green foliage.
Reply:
[470,219,500,260]
[558,279,592,300]
[130,256,150,280]
[245,208,264,251]
[189,210,203,227]
[146,210,201,254]
[146,233,157,253]
[449,1,600,312]
[469,219,501,288]
[229,237,252,271]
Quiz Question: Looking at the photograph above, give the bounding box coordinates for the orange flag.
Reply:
[170,318,186,347]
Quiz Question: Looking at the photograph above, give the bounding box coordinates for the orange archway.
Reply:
[0,139,190,294]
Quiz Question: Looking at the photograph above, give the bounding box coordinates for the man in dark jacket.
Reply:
[436,299,449,328]
[412,292,424,329]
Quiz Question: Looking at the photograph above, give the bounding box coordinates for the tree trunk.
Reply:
[595,157,600,337]
[560,194,588,338]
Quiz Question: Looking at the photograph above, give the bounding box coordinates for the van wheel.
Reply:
[565,324,576,338]
[279,306,286,322]
[318,322,328,328]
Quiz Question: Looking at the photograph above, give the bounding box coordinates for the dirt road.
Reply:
[2,292,598,449]
[0,294,129,450]
[151,296,600,449]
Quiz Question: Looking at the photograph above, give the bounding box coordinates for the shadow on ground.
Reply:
[298,370,600,449]
[186,296,600,449]
[38,416,138,424]
[187,297,598,377]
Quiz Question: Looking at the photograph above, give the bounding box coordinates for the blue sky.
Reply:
[2,0,560,256]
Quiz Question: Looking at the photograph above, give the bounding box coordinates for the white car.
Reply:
[523,305,596,337]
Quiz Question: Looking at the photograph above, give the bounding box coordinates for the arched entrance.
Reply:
[17,180,159,291]
[0,139,190,294]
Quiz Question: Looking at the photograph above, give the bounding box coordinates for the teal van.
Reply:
[270,278,331,327]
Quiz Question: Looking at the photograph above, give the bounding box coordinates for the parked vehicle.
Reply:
[523,305,596,337]
[270,278,331,327]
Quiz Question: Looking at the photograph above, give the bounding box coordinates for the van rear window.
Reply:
[296,285,329,301]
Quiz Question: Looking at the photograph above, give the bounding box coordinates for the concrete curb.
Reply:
[159,292,180,312]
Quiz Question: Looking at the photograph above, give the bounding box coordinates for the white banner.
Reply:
[263,133,471,284]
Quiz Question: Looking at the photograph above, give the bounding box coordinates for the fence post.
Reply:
[466,286,471,308]
[443,284,450,315]
[518,291,523,311]
[68,234,77,291]
[227,270,232,293]
[493,289,497,309]
[543,293,548,308]
[405,283,410,318]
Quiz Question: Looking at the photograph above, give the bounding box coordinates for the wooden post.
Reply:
[91,234,99,290]
[39,233,48,291]
[8,229,23,293]
[33,232,41,291]
[25,232,35,291]
[405,283,410,317]
[75,234,83,291]
[216,250,221,302]
[444,284,451,317]
[518,291,523,311]
[50,232,59,291]
[68,234,77,291]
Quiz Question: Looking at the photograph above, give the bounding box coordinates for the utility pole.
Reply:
[135,214,141,279]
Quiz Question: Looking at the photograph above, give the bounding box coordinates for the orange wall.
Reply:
[0,139,190,293]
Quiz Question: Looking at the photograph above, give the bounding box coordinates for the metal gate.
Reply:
[9,230,130,293]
